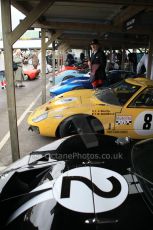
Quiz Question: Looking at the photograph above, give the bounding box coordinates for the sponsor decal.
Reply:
[55,97,77,105]
[53,167,128,213]
[92,110,114,116]
[53,115,63,118]
[134,111,153,136]
[116,116,132,125]
[107,130,128,133]
[92,110,110,113]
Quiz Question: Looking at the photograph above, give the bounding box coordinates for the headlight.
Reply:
[32,112,48,122]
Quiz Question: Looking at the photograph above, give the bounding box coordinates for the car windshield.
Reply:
[132,140,153,210]
[95,81,140,106]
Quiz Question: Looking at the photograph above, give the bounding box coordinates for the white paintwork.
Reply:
[53,166,128,213]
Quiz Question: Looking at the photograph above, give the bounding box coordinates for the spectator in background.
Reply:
[22,54,29,65]
[116,50,122,69]
[80,52,85,63]
[0,49,6,89]
[128,49,137,73]
[66,52,75,66]
[22,52,31,74]
[88,39,107,88]
[137,52,153,79]
[46,50,52,66]
[31,50,39,69]
[111,50,117,63]
[13,49,25,87]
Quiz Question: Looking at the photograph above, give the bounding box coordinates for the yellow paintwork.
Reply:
[28,78,153,139]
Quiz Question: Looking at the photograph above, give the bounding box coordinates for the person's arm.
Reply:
[88,60,91,69]
[90,51,106,82]
[90,64,100,82]
[137,54,145,74]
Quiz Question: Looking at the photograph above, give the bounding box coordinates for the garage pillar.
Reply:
[1,0,55,161]
[57,51,60,72]
[41,28,46,104]
[52,41,56,85]
[147,34,153,79]
[61,51,64,68]
[1,0,20,161]
[121,47,125,70]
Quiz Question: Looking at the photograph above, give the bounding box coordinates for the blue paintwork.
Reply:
[49,70,136,98]
[50,70,89,85]
[49,76,92,97]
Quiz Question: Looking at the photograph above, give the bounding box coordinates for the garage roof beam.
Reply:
[10,0,55,45]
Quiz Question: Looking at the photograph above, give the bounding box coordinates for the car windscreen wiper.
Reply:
[29,150,58,165]
[127,168,153,186]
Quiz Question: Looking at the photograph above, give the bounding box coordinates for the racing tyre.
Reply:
[59,115,104,137]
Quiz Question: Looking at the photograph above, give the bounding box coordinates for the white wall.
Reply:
[0,2,25,37]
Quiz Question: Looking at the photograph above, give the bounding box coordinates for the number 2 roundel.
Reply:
[53,167,128,213]
[134,111,153,136]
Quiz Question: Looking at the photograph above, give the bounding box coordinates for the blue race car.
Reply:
[49,70,89,85]
[50,76,92,98]
[49,70,136,98]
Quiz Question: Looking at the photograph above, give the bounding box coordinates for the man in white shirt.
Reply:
[137,53,153,80]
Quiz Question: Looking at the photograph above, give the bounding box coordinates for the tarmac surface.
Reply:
[0,74,56,170]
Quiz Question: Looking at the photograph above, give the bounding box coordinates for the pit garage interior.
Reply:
[1,0,153,162]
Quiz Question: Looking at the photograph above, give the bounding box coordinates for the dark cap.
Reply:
[90,39,99,45]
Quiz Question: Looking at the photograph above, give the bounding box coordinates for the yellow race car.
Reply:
[28,78,153,139]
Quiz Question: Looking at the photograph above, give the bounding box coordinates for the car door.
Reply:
[115,87,153,139]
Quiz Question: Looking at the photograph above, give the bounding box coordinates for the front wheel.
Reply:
[59,115,104,137]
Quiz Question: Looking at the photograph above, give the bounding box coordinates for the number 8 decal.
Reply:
[134,111,153,136]
[143,114,152,130]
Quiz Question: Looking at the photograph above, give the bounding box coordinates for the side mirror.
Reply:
[115,137,131,146]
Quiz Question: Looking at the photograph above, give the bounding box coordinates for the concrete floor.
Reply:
[0,74,56,169]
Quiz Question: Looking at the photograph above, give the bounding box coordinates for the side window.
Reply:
[129,88,153,107]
